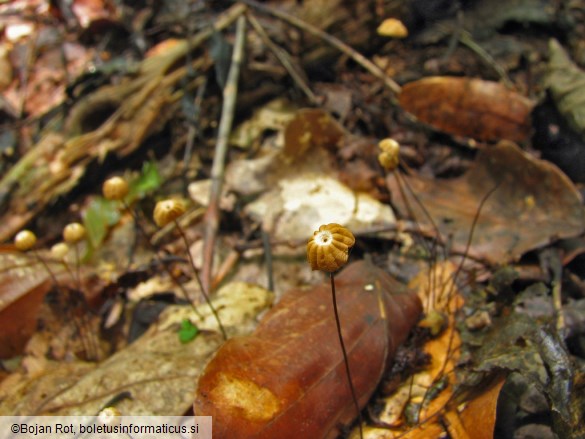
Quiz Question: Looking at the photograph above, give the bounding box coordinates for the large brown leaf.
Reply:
[194,260,422,438]
[399,77,534,142]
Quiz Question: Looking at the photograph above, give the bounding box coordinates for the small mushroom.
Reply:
[153,199,186,227]
[103,176,129,201]
[14,230,37,251]
[307,223,355,272]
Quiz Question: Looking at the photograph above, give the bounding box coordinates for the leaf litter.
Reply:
[0,281,273,416]
[1,1,585,438]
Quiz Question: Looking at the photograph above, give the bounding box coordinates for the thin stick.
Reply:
[212,249,240,290]
[242,0,401,96]
[330,273,364,439]
[450,183,501,298]
[202,16,247,291]
[247,12,318,104]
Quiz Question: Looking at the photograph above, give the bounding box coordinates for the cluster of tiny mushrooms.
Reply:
[13,139,402,437]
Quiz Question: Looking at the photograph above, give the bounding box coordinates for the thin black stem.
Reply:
[73,242,81,291]
[261,228,274,292]
[392,171,440,314]
[174,219,228,341]
[32,250,60,287]
[419,182,501,415]
[121,201,204,320]
[330,273,364,439]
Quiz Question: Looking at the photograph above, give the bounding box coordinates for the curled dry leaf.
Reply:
[194,260,422,439]
[387,141,585,264]
[399,77,534,142]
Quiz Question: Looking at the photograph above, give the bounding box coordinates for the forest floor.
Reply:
[1,1,585,438]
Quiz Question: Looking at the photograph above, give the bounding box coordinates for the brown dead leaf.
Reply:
[387,141,585,264]
[194,260,422,439]
[455,377,506,439]
[0,282,50,359]
[399,77,534,142]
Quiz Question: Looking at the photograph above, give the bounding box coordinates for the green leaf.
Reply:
[128,161,162,201]
[83,197,121,249]
[178,319,200,344]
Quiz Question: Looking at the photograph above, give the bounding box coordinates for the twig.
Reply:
[246,12,318,104]
[211,249,240,290]
[202,15,247,291]
[241,0,401,96]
